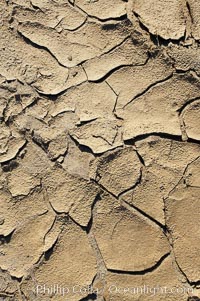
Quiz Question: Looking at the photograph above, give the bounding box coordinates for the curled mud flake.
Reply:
[53,81,117,122]
[92,194,170,272]
[43,168,100,227]
[62,137,95,179]
[182,99,200,141]
[90,147,141,197]
[21,220,97,301]
[71,118,123,154]
[82,37,148,81]
[0,212,55,278]
[132,0,186,40]
[168,46,200,76]
[75,0,126,20]
[0,125,26,164]
[166,184,200,283]
[7,167,41,197]
[0,189,48,236]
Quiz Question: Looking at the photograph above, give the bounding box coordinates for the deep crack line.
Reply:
[121,199,166,232]
[17,30,68,69]
[178,96,200,116]
[123,72,174,109]
[123,132,183,144]
[69,0,128,23]
[107,252,170,275]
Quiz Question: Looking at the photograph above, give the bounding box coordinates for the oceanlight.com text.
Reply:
[36,283,194,297]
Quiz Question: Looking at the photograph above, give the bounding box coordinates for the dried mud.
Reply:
[0,0,200,301]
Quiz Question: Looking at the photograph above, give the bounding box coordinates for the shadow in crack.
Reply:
[79,293,97,300]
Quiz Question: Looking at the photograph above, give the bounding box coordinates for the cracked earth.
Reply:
[0,0,200,300]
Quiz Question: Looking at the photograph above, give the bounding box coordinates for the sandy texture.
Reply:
[0,0,200,301]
